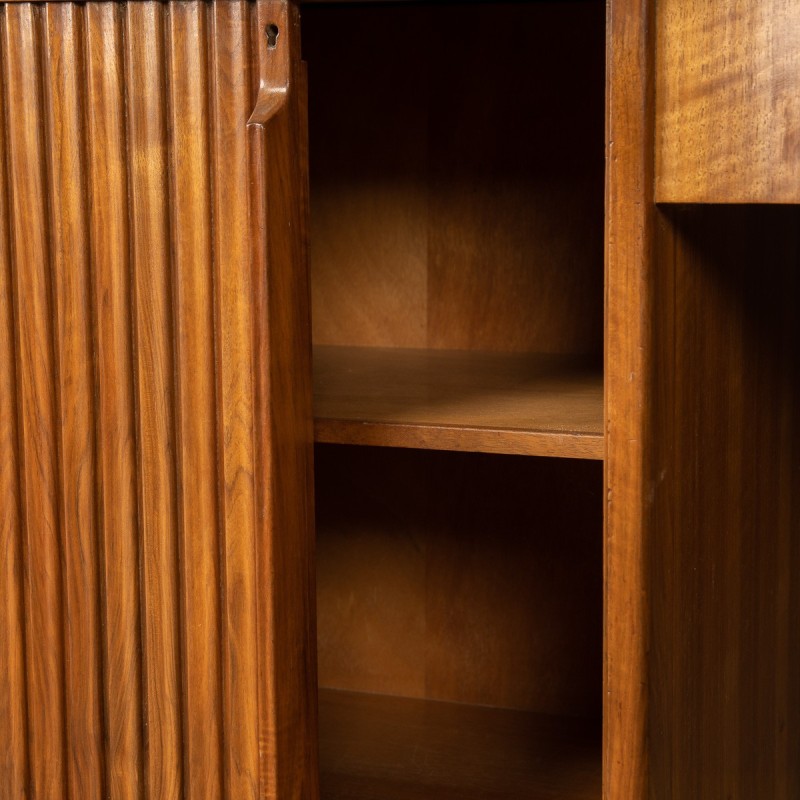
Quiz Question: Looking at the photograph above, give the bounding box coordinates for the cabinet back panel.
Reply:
[315,445,603,718]
[303,2,605,354]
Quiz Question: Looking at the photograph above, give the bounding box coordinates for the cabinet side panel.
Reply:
[0,1,317,796]
[651,205,800,799]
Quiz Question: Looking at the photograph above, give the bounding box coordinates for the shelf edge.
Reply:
[314,418,605,460]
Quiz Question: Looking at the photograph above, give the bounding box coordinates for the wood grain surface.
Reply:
[250,2,319,796]
[319,688,601,800]
[316,446,603,718]
[656,0,800,203]
[84,5,144,795]
[0,1,317,797]
[43,6,105,796]
[604,0,656,797]
[649,205,800,798]
[168,2,222,793]
[2,7,68,795]
[0,16,29,796]
[314,346,604,459]
[126,6,184,794]
[303,2,605,356]
[609,4,800,798]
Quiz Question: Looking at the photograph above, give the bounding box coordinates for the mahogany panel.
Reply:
[649,205,800,798]
[0,1,316,797]
[656,0,800,203]
[425,3,604,354]
[304,3,427,350]
[304,2,605,356]
[316,446,603,718]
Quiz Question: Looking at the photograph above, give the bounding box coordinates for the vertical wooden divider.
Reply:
[605,0,655,798]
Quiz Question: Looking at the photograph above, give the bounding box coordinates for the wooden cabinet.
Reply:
[0,0,797,798]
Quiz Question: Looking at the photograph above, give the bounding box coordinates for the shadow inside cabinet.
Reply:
[315,446,603,800]
[302,1,607,796]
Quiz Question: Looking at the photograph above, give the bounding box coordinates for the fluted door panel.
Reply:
[0,1,317,797]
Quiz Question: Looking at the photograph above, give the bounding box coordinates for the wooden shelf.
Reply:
[319,689,601,800]
[313,346,604,459]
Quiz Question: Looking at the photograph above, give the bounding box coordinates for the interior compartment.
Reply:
[305,0,606,459]
[315,447,603,798]
[302,2,606,796]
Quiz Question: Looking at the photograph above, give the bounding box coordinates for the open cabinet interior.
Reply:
[302,2,606,797]
[645,204,800,797]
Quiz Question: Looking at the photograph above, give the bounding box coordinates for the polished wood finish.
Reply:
[319,689,601,800]
[252,7,320,796]
[314,346,604,459]
[3,0,799,797]
[126,6,184,793]
[316,446,603,717]
[304,2,604,357]
[168,3,222,791]
[604,0,655,797]
[0,17,29,797]
[656,0,800,203]
[2,7,68,794]
[609,2,800,798]
[648,205,800,798]
[0,1,316,797]
[84,5,143,796]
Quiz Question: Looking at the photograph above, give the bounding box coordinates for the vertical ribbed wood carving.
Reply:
[0,1,317,798]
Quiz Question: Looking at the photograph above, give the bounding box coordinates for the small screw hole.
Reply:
[266,23,279,49]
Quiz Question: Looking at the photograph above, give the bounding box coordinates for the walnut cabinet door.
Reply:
[0,1,318,797]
